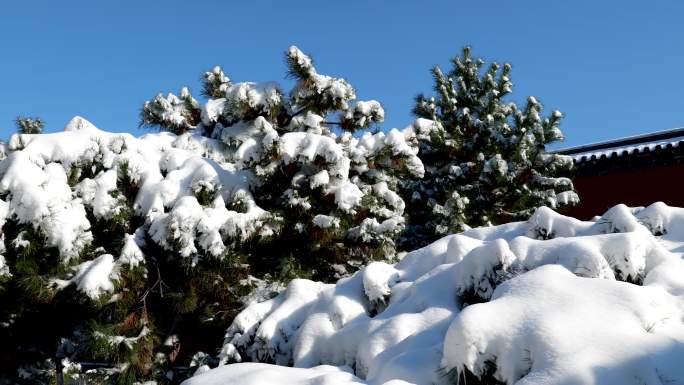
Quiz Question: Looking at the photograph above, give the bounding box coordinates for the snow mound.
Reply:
[443,264,684,385]
[184,363,365,385]
[196,202,684,385]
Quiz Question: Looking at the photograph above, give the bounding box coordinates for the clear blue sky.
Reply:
[1,0,683,149]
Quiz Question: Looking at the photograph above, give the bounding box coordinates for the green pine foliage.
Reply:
[401,46,578,249]
[15,116,45,135]
[140,87,201,135]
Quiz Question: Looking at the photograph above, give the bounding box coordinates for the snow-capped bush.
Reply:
[201,202,684,385]
[141,45,423,281]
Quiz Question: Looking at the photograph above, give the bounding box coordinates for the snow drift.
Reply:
[187,202,684,385]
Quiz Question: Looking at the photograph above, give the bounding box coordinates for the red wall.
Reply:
[562,163,684,219]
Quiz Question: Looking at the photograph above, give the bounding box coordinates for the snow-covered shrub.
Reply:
[0,117,274,384]
[203,202,684,385]
[401,46,578,250]
[442,265,684,385]
[141,46,423,281]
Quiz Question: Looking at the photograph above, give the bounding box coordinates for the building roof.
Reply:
[557,127,684,164]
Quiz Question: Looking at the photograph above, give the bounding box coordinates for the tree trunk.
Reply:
[55,355,64,385]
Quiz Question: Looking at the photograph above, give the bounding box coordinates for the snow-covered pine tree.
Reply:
[142,46,423,281]
[401,46,578,249]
